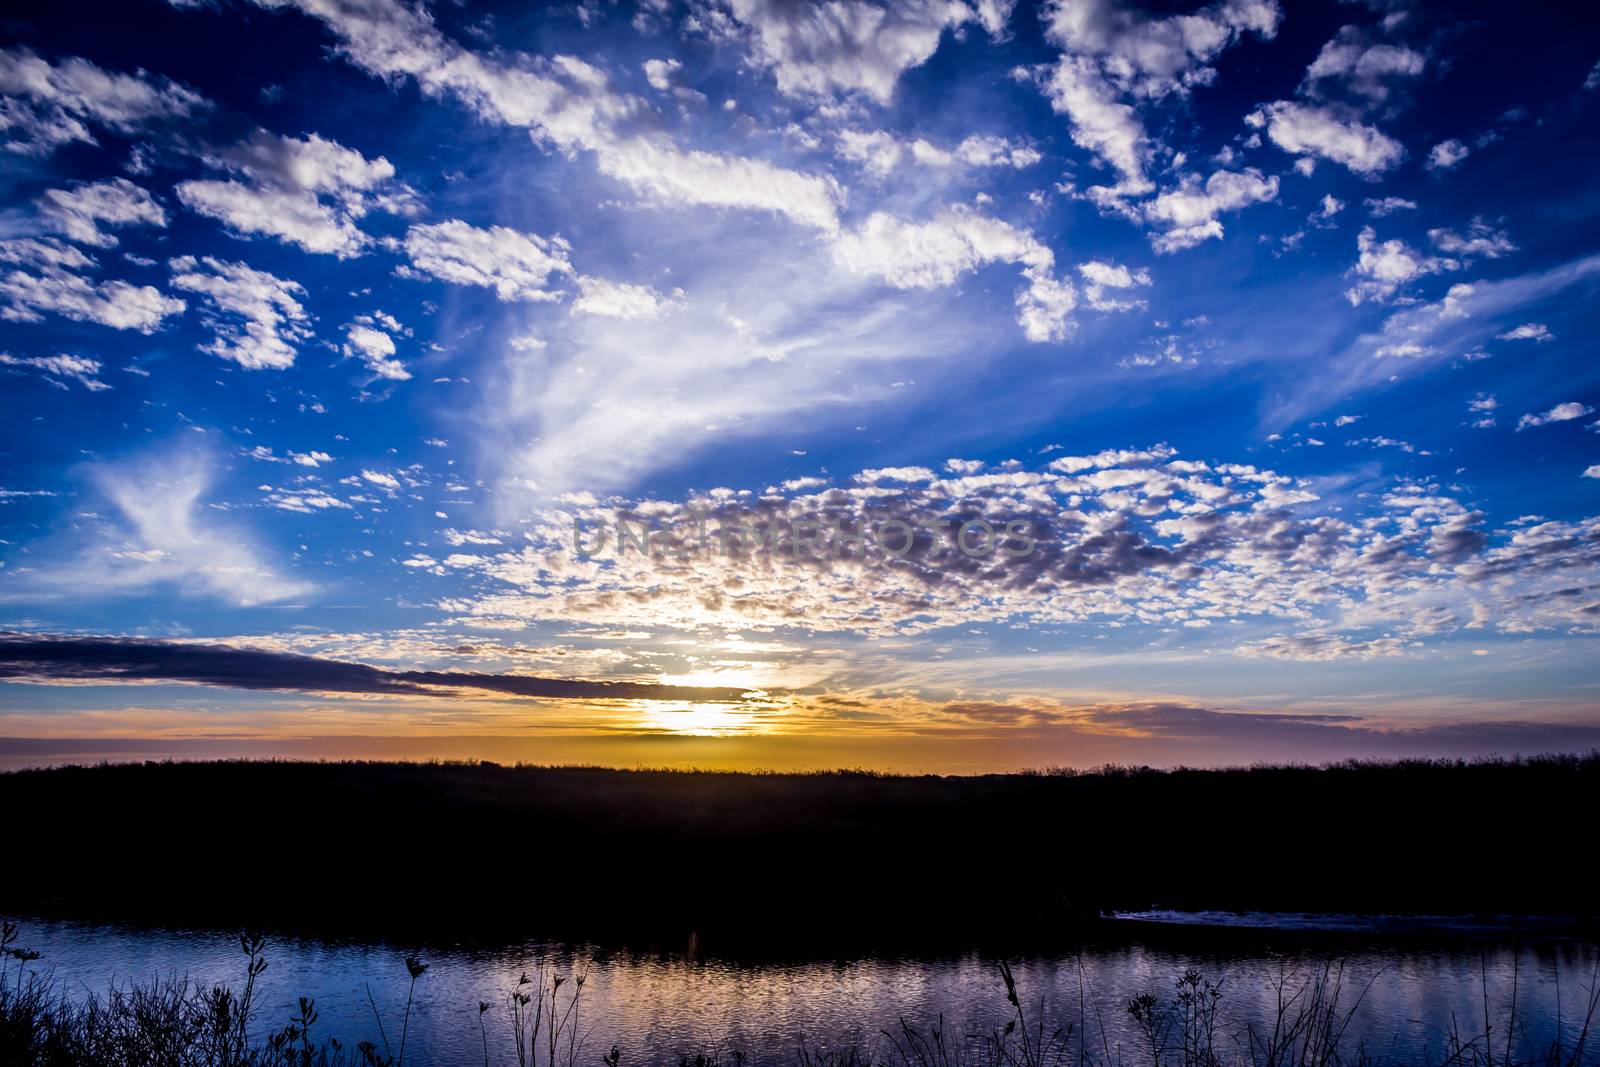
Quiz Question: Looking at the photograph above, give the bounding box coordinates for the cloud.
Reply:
[1345,225,1459,305]
[1277,253,1600,421]
[1077,259,1151,310]
[1516,402,1593,431]
[0,633,757,703]
[642,58,681,93]
[343,313,412,380]
[169,255,312,370]
[177,131,415,258]
[492,226,1021,496]
[1,448,312,606]
[424,448,1600,647]
[834,129,1040,177]
[1303,25,1424,107]
[1141,168,1279,252]
[1496,322,1552,342]
[36,178,169,247]
[1034,0,1280,198]
[572,275,684,320]
[0,237,185,332]
[1364,196,1416,217]
[1585,465,1600,480]
[361,469,401,489]
[0,47,207,156]
[1426,138,1469,171]
[0,352,111,391]
[830,207,1080,341]
[1428,220,1515,259]
[1040,57,1153,196]
[705,0,977,104]
[593,138,843,232]
[241,0,843,232]
[402,220,574,302]
[1246,101,1404,177]
[855,465,937,484]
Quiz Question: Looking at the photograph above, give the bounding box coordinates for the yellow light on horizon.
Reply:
[636,700,757,736]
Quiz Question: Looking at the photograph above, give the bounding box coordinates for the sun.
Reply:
[634,700,759,736]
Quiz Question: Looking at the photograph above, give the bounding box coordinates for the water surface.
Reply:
[10,918,1598,1065]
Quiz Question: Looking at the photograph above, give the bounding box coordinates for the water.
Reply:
[8,917,1598,1065]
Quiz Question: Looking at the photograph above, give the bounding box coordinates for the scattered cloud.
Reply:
[1516,402,1593,431]
[1426,138,1470,171]
[0,47,207,156]
[177,131,415,257]
[1247,101,1404,177]
[169,255,312,370]
[36,178,168,247]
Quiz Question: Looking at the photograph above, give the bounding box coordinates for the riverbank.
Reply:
[3,755,1596,943]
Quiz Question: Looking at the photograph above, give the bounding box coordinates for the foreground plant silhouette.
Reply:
[1,922,1597,1067]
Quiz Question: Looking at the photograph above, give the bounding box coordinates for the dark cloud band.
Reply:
[0,633,757,704]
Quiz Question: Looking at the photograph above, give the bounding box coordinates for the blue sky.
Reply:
[1,0,1599,770]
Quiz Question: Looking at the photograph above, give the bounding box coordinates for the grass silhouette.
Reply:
[2,922,1597,1067]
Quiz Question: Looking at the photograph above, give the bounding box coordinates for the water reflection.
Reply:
[11,919,1598,1065]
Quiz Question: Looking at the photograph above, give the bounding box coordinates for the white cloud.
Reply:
[1364,196,1416,217]
[1142,168,1279,252]
[1428,220,1514,260]
[855,465,937,484]
[1247,101,1404,176]
[1077,259,1151,311]
[572,276,684,320]
[428,448,1600,645]
[0,351,111,391]
[169,255,312,370]
[1584,465,1600,480]
[0,237,185,332]
[1345,225,1459,305]
[830,208,1079,341]
[1036,0,1279,197]
[1042,0,1281,98]
[1496,322,1553,343]
[93,450,314,605]
[0,47,207,156]
[1516,402,1592,431]
[642,58,681,92]
[1040,57,1154,195]
[594,138,843,232]
[835,128,907,178]
[240,0,843,232]
[10,447,312,606]
[1304,26,1424,106]
[953,134,1041,169]
[343,314,412,380]
[402,220,574,302]
[36,178,168,247]
[1279,254,1600,424]
[361,469,401,489]
[834,129,1041,178]
[177,131,414,258]
[1426,139,1469,171]
[706,0,976,104]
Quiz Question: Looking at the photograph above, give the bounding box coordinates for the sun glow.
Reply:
[635,700,762,736]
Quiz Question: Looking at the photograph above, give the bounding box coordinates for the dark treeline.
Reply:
[3,754,1596,946]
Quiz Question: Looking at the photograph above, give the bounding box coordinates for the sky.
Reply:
[1,0,1599,773]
